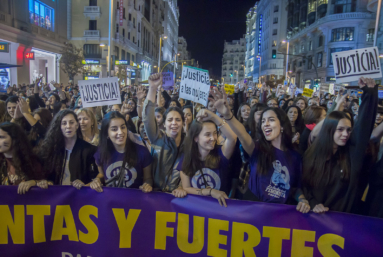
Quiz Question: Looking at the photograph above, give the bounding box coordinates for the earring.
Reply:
[281,128,284,133]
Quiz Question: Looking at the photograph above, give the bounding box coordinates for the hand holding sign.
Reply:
[358,77,376,89]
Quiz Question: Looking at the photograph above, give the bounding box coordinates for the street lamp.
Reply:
[256,55,262,83]
[282,40,290,79]
[374,0,382,47]
[158,35,167,73]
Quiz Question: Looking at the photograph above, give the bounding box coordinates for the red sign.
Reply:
[25,52,35,60]
[119,0,123,26]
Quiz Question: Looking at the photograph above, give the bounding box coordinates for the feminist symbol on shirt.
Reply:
[107,161,138,187]
[191,168,221,190]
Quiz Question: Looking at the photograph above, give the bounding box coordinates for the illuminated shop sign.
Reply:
[0,43,9,53]
[82,59,100,65]
[25,52,35,60]
[115,60,129,65]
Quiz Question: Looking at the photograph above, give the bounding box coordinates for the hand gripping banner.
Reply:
[0,186,383,257]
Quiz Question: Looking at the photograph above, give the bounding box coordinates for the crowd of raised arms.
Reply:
[3,73,383,218]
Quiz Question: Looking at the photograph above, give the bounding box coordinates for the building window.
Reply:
[308,56,312,69]
[331,27,354,42]
[129,13,131,21]
[89,20,97,30]
[121,49,125,60]
[89,0,97,6]
[133,36,135,43]
[138,40,140,47]
[301,44,305,53]
[329,47,352,64]
[138,22,141,32]
[83,44,101,58]
[274,5,279,12]
[333,0,356,14]
[115,46,119,60]
[309,41,313,51]
[273,17,278,24]
[122,28,125,37]
[132,54,135,62]
[115,23,118,32]
[128,32,130,40]
[127,52,131,62]
[123,8,126,19]
[28,0,55,31]
[317,52,323,67]
[366,28,375,42]
[133,18,136,28]
[318,35,323,47]
[272,29,277,35]
[272,40,277,47]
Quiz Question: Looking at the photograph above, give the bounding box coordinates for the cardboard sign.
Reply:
[78,77,121,108]
[162,72,174,90]
[180,66,210,106]
[332,47,382,83]
[224,84,235,95]
[302,88,314,97]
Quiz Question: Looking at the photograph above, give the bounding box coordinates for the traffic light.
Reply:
[230,74,233,77]
[272,50,276,59]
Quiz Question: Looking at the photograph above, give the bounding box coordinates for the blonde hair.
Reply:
[75,108,99,135]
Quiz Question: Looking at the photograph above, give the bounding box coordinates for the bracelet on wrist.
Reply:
[224,113,234,121]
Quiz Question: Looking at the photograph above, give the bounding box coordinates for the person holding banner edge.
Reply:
[143,73,186,196]
[212,86,310,213]
[175,109,237,207]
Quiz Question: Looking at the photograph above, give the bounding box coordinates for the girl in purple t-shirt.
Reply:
[175,109,237,207]
[212,87,310,213]
[90,111,153,192]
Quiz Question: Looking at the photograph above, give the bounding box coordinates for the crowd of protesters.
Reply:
[2,73,383,219]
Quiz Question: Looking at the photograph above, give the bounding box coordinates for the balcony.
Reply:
[84,6,101,19]
[84,30,100,39]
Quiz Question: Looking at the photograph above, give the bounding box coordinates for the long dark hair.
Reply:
[27,95,39,112]
[37,109,81,176]
[164,106,185,123]
[182,120,220,177]
[0,122,43,181]
[286,105,305,134]
[303,111,351,187]
[256,107,293,175]
[237,103,250,124]
[98,111,137,168]
[248,103,267,140]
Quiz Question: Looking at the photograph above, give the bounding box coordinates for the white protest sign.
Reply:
[332,47,382,83]
[78,77,121,108]
[179,66,210,106]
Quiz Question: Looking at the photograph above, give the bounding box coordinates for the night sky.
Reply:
[178,0,257,78]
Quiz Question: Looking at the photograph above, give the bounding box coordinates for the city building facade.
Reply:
[69,0,179,84]
[176,36,189,80]
[221,37,246,85]
[281,0,376,89]
[0,0,69,86]
[245,4,258,81]
[252,0,288,84]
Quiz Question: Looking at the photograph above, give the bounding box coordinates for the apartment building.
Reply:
[221,37,246,84]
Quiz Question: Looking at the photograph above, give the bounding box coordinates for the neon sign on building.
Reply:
[258,14,263,59]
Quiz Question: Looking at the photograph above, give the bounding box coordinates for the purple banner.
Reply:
[1,186,383,257]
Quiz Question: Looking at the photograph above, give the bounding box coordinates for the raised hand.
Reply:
[149,73,162,90]
[211,87,231,118]
[136,85,146,100]
[196,109,218,123]
[18,97,30,114]
[14,103,24,119]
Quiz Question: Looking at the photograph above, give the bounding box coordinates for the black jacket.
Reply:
[48,138,98,185]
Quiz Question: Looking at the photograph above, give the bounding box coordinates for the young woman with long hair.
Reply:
[237,103,251,125]
[142,73,186,196]
[286,105,305,145]
[281,99,294,112]
[91,111,153,192]
[183,105,193,133]
[154,107,166,131]
[212,88,310,213]
[303,77,378,213]
[175,109,237,207]
[37,109,99,188]
[0,122,45,194]
[76,108,100,146]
